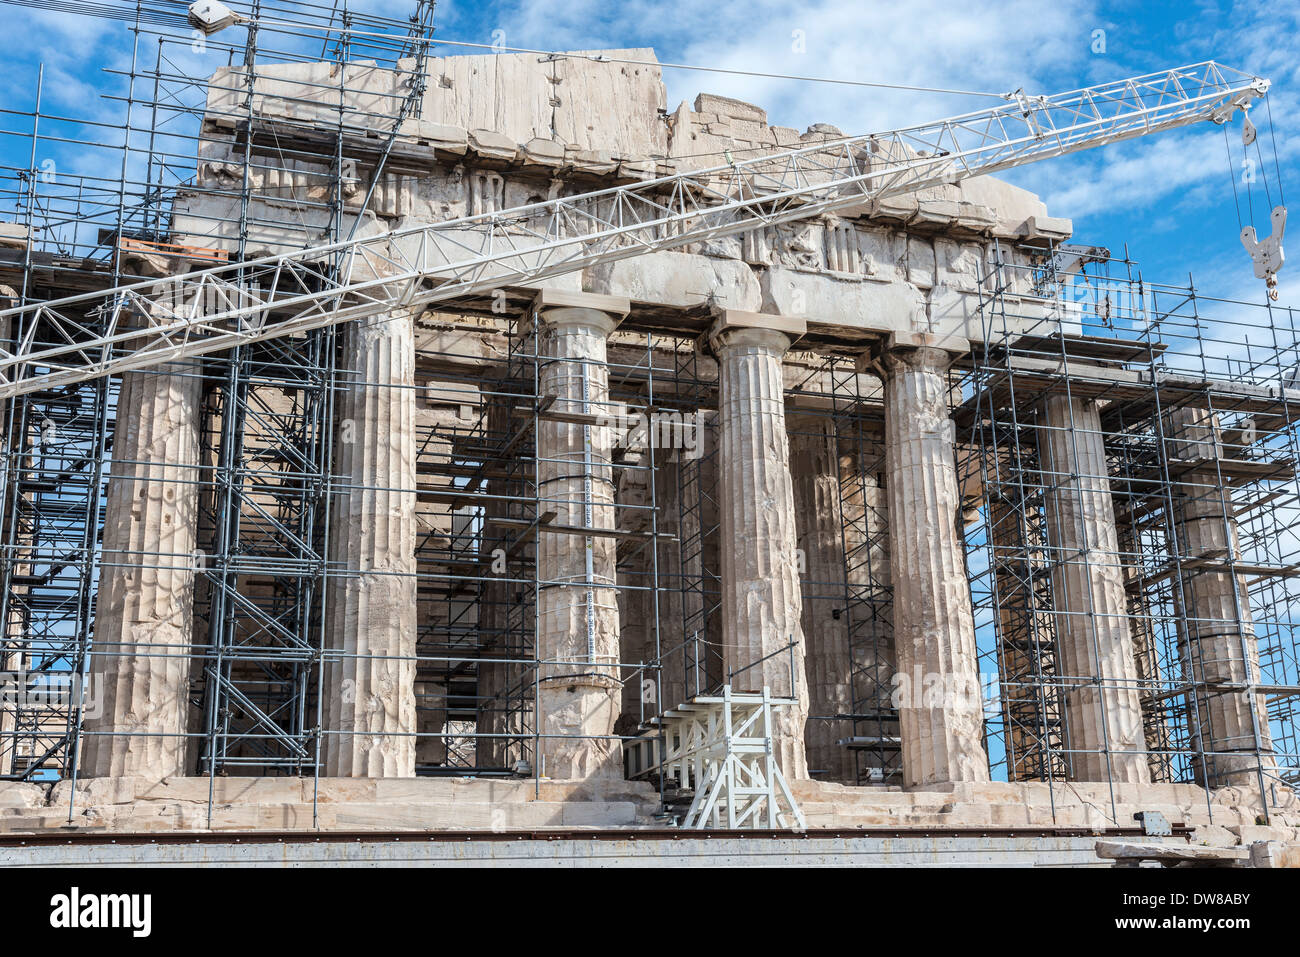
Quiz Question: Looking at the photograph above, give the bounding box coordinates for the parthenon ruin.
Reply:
[1,6,1298,867]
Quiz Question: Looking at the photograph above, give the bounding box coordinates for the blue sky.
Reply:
[1,0,1296,308]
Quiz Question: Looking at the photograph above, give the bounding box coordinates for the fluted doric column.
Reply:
[535,292,628,779]
[613,431,654,731]
[882,336,989,787]
[711,314,808,780]
[1037,394,1149,783]
[415,681,448,768]
[668,412,721,710]
[838,428,897,784]
[323,308,419,777]
[1167,407,1275,788]
[790,414,854,782]
[82,346,202,779]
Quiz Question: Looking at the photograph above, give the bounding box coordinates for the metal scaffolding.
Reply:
[957,240,1300,801]
[0,0,1295,834]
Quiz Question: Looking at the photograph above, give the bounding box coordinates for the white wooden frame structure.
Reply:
[656,686,807,831]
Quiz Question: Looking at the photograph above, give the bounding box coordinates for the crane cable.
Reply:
[183,5,1018,100]
[416,35,1010,99]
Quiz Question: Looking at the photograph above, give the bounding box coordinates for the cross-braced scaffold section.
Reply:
[958,240,1300,801]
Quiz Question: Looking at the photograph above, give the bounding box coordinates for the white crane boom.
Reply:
[0,61,1269,399]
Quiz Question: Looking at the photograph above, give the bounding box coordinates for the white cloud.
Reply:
[3,0,1297,306]
[481,0,1095,133]
[1024,130,1243,218]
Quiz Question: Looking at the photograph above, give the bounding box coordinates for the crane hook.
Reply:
[1242,206,1286,301]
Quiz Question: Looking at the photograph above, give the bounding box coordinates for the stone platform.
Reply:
[2,777,1298,851]
[0,777,662,833]
[794,780,1300,844]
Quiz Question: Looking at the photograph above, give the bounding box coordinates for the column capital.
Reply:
[706,309,806,357]
[530,286,626,327]
[874,330,970,374]
[538,306,621,339]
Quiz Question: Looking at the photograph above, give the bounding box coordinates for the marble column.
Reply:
[1037,394,1149,783]
[415,681,448,767]
[669,412,722,709]
[1167,407,1275,788]
[323,308,418,777]
[648,449,685,716]
[613,433,654,732]
[711,315,808,780]
[838,428,897,784]
[791,414,853,782]
[81,357,202,779]
[882,336,989,787]
[535,292,628,780]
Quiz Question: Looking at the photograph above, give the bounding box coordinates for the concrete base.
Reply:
[0,833,1197,868]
